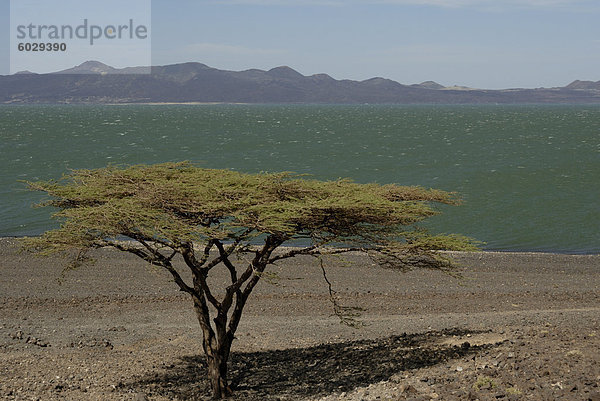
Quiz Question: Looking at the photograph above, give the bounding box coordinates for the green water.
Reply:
[1,104,598,253]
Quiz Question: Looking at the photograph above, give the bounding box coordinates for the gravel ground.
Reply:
[0,237,599,400]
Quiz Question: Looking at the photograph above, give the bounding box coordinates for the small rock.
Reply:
[400,384,419,395]
[11,330,24,340]
[25,336,49,347]
[108,326,126,332]
[588,392,600,401]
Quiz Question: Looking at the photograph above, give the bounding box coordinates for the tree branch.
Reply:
[179,241,222,310]
[96,239,197,297]
[194,272,222,311]
[181,241,210,277]
[95,239,154,264]
[163,262,197,296]
[214,240,239,284]
[126,231,175,254]
[199,240,215,266]
[267,245,318,263]
[214,239,245,314]
[319,258,364,327]
[225,235,283,337]
[267,245,365,264]
[240,235,283,298]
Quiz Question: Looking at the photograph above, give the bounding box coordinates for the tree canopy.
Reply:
[25,162,474,260]
[23,162,476,398]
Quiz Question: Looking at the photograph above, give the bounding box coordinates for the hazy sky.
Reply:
[2,0,599,89]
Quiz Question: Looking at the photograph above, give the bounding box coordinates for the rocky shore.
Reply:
[1,238,599,400]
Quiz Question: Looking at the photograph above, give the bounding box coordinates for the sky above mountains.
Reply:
[1,0,599,89]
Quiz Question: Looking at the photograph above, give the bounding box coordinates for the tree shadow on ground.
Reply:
[126,328,495,400]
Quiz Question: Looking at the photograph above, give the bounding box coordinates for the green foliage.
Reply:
[23,161,476,266]
[506,386,523,395]
[473,376,499,391]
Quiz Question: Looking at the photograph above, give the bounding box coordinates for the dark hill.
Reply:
[565,80,600,90]
[1,61,599,104]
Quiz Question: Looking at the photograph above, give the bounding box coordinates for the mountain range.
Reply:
[2,60,600,104]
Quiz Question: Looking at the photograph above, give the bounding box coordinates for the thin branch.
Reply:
[166,249,177,263]
[117,232,177,266]
[214,240,239,284]
[239,235,283,298]
[96,239,197,297]
[216,238,249,314]
[137,238,163,259]
[194,273,222,310]
[199,240,215,266]
[225,235,283,338]
[202,237,243,272]
[181,242,207,277]
[205,256,225,271]
[126,231,175,252]
[95,239,153,264]
[267,245,318,263]
[179,241,221,309]
[268,246,365,264]
[201,235,246,275]
[181,239,215,271]
[163,262,197,296]
[319,258,364,328]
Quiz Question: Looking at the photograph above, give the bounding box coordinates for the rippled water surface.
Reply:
[1,104,598,253]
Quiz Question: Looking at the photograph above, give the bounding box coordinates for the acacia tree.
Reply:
[23,162,475,399]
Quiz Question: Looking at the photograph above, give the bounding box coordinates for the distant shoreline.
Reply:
[105,102,252,106]
[4,102,600,107]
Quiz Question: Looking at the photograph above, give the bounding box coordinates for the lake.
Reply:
[1,104,598,253]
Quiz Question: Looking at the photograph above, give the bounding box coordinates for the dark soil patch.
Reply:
[126,328,494,400]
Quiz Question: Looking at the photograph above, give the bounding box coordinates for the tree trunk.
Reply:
[206,352,232,399]
[188,239,279,399]
[192,296,233,399]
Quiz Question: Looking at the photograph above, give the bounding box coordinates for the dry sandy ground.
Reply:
[0,237,599,400]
